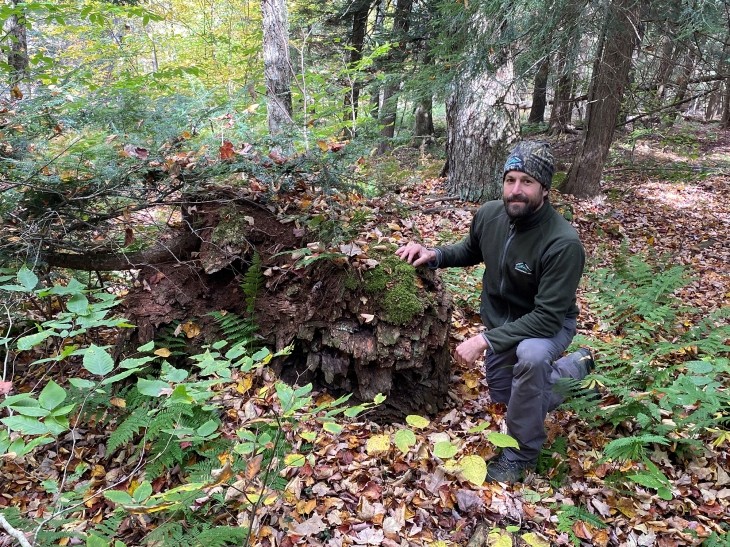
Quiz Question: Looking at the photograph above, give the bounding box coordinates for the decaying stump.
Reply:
[123,195,452,419]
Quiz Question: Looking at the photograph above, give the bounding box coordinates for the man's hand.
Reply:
[455,333,489,366]
[395,242,436,267]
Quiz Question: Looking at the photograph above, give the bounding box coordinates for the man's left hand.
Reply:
[455,334,489,366]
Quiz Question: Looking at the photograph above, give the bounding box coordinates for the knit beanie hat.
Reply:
[502,141,555,189]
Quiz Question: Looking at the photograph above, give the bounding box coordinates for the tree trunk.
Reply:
[665,45,698,126]
[528,57,550,124]
[342,0,372,138]
[376,0,413,154]
[563,0,639,198]
[7,0,28,93]
[718,37,730,128]
[548,0,582,134]
[413,97,435,145]
[445,49,518,201]
[261,0,293,136]
[653,36,676,101]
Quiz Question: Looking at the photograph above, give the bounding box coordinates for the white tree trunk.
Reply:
[445,58,519,202]
[261,0,293,136]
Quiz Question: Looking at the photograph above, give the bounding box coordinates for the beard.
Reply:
[503,195,544,219]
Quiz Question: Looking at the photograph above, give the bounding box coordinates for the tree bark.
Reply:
[563,0,639,198]
[376,0,414,154]
[7,0,28,92]
[413,97,435,145]
[261,0,293,136]
[548,0,583,135]
[342,0,372,138]
[445,35,518,201]
[528,57,550,124]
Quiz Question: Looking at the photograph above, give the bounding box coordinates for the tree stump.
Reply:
[122,197,452,420]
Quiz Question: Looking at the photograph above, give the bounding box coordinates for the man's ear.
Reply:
[542,187,549,199]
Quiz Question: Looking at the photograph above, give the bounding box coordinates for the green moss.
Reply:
[361,256,426,325]
[212,205,250,245]
[344,272,359,291]
[382,284,424,325]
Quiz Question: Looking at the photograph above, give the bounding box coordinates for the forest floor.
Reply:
[2,123,729,547]
[368,124,730,546]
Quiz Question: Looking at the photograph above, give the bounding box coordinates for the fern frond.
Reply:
[194,525,249,547]
[603,434,670,462]
[208,310,257,348]
[107,406,148,454]
[242,252,263,314]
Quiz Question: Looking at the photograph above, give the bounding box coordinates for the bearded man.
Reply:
[396,141,593,483]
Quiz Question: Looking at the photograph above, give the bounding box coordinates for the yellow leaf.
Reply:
[236,375,253,394]
[463,370,481,390]
[459,455,487,486]
[154,348,172,357]
[521,532,550,547]
[487,530,513,547]
[366,434,391,456]
[110,397,126,408]
[181,321,201,338]
[285,453,307,467]
[316,140,329,152]
[406,415,430,429]
[128,502,177,514]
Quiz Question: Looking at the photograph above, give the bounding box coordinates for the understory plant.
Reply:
[567,247,730,497]
[0,265,382,546]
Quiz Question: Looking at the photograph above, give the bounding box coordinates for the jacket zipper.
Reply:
[499,222,516,324]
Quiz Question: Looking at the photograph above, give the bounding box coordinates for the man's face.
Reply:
[502,171,548,219]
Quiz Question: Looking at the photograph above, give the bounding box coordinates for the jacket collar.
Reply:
[511,200,553,231]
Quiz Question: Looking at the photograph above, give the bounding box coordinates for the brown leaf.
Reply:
[220,140,235,161]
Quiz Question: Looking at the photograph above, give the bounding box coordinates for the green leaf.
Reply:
[44,416,70,435]
[17,266,39,291]
[433,441,459,459]
[686,360,714,374]
[39,380,66,410]
[87,533,110,547]
[101,368,143,385]
[44,278,85,296]
[83,344,114,376]
[405,415,430,429]
[137,341,155,352]
[133,481,153,502]
[1,415,49,435]
[137,378,171,397]
[459,454,487,486]
[104,490,135,505]
[66,293,90,315]
[468,421,490,433]
[196,420,219,437]
[394,428,417,454]
[69,378,96,389]
[487,432,520,449]
[322,422,343,435]
[373,393,386,404]
[17,330,54,351]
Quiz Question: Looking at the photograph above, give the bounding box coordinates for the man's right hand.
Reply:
[395,242,436,267]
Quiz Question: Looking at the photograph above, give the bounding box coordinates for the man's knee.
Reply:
[515,339,552,373]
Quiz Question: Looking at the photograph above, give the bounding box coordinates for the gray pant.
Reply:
[485,317,581,463]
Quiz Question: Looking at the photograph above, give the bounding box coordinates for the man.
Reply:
[395,141,593,483]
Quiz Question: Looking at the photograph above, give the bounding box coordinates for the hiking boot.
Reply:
[568,347,595,376]
[486,452,536,484]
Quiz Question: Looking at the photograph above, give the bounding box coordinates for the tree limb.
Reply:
[0,512,32,547]
[42,233,200,271]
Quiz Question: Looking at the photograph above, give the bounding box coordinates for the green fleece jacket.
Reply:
[434,200,585,353]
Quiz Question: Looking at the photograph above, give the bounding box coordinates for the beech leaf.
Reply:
[459,454,487,486]
[366,434,391,456]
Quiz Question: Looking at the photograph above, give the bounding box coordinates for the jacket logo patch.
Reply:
[514,262,533,275]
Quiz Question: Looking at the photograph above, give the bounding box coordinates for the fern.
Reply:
[144,522,185,546]
[242,251,263,314]
[603,434,671,462]
[107,405,148,454]
[208,310,257,349]
[556,504,607,546]
[194,525,250,547]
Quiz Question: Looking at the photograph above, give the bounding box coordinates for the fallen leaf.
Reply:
[0,381,12,395]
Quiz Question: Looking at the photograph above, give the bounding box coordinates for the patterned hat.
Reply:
[502,141,555,189]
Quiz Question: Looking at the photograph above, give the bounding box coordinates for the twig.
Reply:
[0,512,32,547]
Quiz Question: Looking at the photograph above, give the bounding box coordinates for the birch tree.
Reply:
[262,0,293,136]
